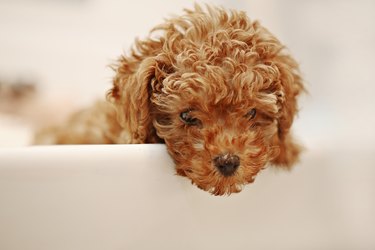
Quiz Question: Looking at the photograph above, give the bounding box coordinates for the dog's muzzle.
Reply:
[213,153,240,177]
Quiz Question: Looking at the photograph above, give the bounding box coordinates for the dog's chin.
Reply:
[177,165,259,196]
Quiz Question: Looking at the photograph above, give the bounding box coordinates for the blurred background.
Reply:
[1,0,375,150]
[0,0,374,249]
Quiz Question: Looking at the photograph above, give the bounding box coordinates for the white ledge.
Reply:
[0,145,374,249]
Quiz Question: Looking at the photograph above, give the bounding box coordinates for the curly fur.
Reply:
[35,5,304,195]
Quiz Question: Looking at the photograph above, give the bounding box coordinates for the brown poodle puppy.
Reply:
[35,5,304,195]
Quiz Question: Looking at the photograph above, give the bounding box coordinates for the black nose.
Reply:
[213,154,240,177]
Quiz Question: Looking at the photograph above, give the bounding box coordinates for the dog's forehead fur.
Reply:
[150,6,286,115]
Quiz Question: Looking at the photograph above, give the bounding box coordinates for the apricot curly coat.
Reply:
[35,5,304,195]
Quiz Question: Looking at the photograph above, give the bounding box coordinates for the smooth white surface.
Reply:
[0,145,374,250]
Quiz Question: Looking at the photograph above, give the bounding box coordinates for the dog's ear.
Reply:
[274,55,304,136]
[271,55,304,166]
[108,57,172,143]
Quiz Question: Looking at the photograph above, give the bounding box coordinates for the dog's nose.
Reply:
[213,153,240,177]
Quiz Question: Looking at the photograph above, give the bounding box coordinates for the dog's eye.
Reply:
[245,108,257,120]
[180,110,201,126]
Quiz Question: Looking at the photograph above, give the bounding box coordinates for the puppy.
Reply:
[35,5,304,195]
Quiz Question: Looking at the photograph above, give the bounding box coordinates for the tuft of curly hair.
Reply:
[35,5,304,195]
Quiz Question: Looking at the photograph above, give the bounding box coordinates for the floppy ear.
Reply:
[108,57,169,143]
[271,55,305,167]
[276,56,304,134]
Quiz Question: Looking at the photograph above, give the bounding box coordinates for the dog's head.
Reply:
[109,6,303,195]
